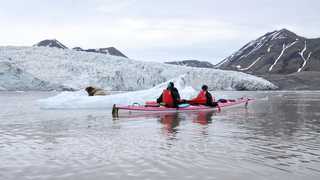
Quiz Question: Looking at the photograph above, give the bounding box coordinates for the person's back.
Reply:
[189,85,217,107]
[205,90,216,107]
[171,87,180,101]
[157,82,181,108]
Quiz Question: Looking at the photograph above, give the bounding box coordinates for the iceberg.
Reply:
[39,75,198,109]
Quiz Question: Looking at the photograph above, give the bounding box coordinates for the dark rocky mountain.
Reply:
[72,47,84,51]
[216,29,320,90]
[72,47,128,58]
[34,39,68,49]
[165,60,215,68]
[34,39,128,58]
[216,29,320,75]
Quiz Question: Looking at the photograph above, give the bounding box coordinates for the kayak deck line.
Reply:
[112,97,252,117]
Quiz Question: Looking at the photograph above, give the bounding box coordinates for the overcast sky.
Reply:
[0,0,319,64]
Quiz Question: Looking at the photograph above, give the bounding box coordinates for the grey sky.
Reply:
[0,0,319,64]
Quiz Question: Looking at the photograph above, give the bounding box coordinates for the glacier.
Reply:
[0,60,69,91]
[0,46,277,91]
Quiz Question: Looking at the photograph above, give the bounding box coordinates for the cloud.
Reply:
[0,0,319,63]
[95,0,138,14]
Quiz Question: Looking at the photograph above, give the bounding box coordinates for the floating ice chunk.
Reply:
[38,77,198,109]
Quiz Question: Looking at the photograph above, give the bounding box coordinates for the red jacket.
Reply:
[189,90,215,105]
[162,89,175,107]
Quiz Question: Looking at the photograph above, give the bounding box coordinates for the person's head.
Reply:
[167,82,174,89]
[202,85,208,91]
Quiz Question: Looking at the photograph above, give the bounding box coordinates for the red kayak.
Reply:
[112,97,251,116]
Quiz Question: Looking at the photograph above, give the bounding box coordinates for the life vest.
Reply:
[194,90,207,104]
[162,89,174,107]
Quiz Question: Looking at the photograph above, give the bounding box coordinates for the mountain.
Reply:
[72,47,84,51]
[165,60,215,68]
[73,47,128,58]
[34,39,68,49]
[216,29,320,75]
[34,39,127,58]
[0,46,277,91]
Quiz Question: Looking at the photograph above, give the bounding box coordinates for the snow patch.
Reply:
[239,41,265,60]
[219,30,286,67]
[270,30,287,40]
[297,40,312,72]
[267,45,272,53]
[55,40,66,49]
[269,40,297,72]
[238,56,263,71]
[100,48,110,54]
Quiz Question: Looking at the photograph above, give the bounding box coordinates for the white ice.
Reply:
[0,46,277,91]
[38,75,198,109]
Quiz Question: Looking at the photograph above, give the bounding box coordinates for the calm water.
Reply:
[0,91,320,180]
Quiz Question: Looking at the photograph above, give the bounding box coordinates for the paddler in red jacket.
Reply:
[157,82,181,108]
[189,85,218,107]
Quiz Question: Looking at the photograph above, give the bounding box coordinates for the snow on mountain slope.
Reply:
[34,39,68,49]
[0,46,277,91]
[217,29,320,74]
[165,60,215,68]
[73,46,128,58]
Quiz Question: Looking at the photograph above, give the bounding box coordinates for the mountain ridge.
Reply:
[216,29,320,74]
[34,39,128,58]
[34,39,68,49]
[214,28,320,90]
[73,46,127,58]
[165,60,215,68]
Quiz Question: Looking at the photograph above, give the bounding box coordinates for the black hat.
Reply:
[202,85,208,90]
[167,82,174,88]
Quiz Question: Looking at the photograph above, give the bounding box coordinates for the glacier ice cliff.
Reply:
[0,46,277,91]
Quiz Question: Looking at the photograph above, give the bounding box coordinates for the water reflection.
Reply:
[158,111,216,136]
[245,92,320,138]
[192,111,215,125]
[2,92,320,180]
[158,113,180,135]
[113,110,217,137]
